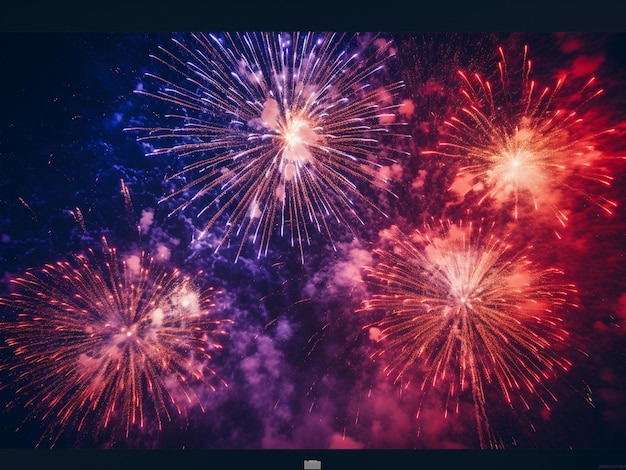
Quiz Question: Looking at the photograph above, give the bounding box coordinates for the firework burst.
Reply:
[425,45,618,233]
[126,32,408,262]
[0,238,230,447]
[360,220,578,448]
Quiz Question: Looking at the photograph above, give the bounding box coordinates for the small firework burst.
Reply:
[126,32,408,262]
[360,220,578,448]
[425,45,618,233]
[0,238,231,447]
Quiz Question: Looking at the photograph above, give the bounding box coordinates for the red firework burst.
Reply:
[0,238,231,447]
[424,46,619,236]
[360,219,578,448]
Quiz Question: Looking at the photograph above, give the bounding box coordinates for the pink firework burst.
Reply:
[360,220,578,448]
[0,238,231,447]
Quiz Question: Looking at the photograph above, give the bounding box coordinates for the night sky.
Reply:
[0,32,625,452]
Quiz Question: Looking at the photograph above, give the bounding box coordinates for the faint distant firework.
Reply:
[360,220,578,448]
[0,238,230,447]
[425,46,618,234]
[127,32,408,262]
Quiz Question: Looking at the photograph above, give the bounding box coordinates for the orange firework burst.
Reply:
[360,220,578,448]
[425,45,618,234]
[126,32,408,262]
[0,238,230,447]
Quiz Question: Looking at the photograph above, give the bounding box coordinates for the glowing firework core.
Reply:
[260,94,322,205]
[486,125,554,202]
[261,97,320,165]
[280,116,318,168]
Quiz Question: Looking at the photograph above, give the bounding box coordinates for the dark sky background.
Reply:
[0,31,625,458]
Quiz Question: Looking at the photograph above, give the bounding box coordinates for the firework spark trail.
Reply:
[0,238,231,447]
[360,220,578,448]
[424,46,618,234]
[126,32,409,263]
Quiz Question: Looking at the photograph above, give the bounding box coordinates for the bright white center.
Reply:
[280,117,318,166]
[258,97,320,191]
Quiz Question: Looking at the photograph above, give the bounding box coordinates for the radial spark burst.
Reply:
[0,239,230,447]
[127,32,408,262]
[425,46,617,232]
[361,221,578,448]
